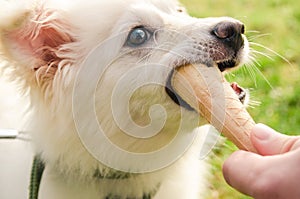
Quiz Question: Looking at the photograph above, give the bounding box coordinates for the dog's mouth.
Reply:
[166,59,247,110]
[216,59,247,103]
[216,59,236,72]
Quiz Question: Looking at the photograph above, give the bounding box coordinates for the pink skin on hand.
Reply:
[223,123,300,199]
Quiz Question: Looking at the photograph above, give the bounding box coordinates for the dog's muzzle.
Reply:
[166,20,248,110]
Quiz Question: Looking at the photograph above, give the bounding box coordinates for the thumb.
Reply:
[251,123,300,155]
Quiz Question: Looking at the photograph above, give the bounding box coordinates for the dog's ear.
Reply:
[0,3,75,89]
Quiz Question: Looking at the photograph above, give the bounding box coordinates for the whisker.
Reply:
[248,99,261,108]
[251,49,274,61]
[250,42,292,66]
[241,62,257,87]
[246,30,261,34]
[246,60,274,89]
[247,33,272,41]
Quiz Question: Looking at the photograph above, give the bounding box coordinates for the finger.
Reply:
[222,150,262,196]
[251,123,300,155]
[224,149,300,198]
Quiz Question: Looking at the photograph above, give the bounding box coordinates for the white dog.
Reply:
[0,0,249,198]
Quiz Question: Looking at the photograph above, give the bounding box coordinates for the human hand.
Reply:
[222,123,300,199]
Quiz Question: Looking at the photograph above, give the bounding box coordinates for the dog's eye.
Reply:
[127,27,150,47]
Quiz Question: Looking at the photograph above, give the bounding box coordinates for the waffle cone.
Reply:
[171,64,257,152]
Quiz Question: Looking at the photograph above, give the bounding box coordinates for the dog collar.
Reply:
[93,168,132,180]
[29,156,45,199]
[29,156,157,199]
[105,193,153,199]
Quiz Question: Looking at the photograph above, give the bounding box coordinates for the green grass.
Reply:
[179,0,300,198]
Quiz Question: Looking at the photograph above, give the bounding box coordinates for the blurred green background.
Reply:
[179,0,300,198]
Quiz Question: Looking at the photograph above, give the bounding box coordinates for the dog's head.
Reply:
[0,0,249,173]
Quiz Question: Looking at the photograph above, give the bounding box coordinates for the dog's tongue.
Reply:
[171,64,257,152]
[230,82,247,103]
[231,82,242,95]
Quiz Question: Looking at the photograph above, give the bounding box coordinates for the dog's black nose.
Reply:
[213,21,245,39]
[212,21,245,51]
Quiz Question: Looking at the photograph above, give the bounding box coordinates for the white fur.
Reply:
[0,0,248,198]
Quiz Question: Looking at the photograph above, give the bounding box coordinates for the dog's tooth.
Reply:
[171,64,257,152]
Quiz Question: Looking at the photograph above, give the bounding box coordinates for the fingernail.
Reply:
[252,123,273,141]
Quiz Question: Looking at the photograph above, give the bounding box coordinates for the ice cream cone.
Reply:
[171,63,257,152]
